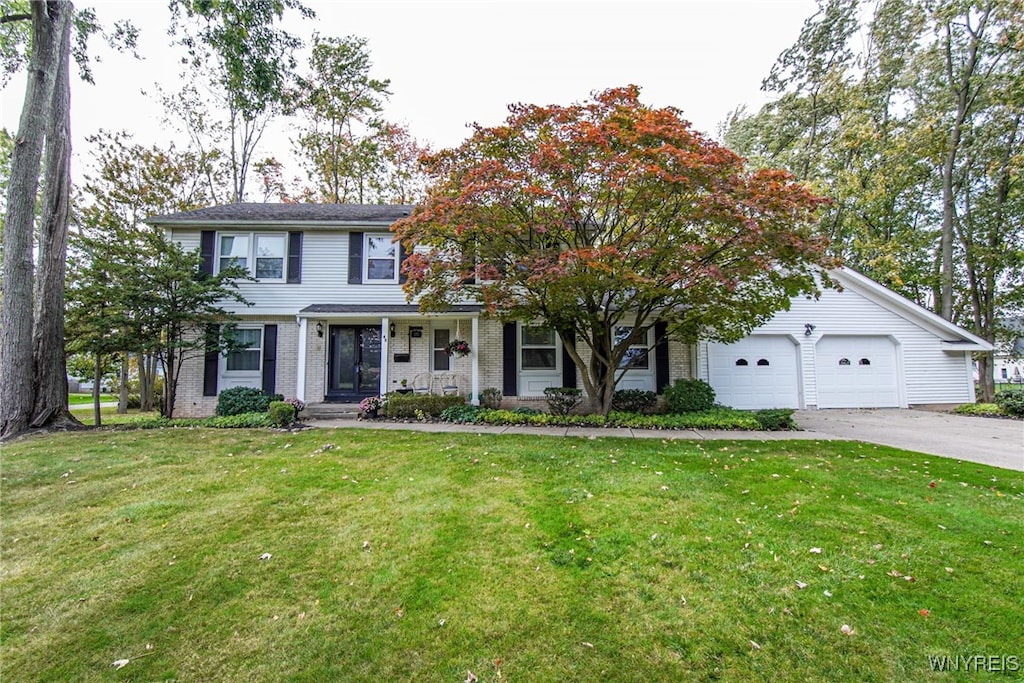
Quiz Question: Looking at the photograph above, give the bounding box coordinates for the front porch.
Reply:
[295,304,485,406]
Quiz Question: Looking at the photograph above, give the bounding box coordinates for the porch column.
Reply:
[296,318,308,401]
[471,316,480,405]
[380,317,390,395]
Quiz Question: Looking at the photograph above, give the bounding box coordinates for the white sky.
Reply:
[1,0,817,184]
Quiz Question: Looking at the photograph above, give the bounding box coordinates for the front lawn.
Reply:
[1,429,1021,681]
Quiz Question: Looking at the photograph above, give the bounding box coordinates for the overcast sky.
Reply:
[1,0,818,181]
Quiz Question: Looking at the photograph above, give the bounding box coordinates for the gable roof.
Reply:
[146,203,414,227]
[831,267,992,350]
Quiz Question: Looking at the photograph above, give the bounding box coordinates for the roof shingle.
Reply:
[147,203,414,225]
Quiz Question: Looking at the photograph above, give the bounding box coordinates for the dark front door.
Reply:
[327,325,381,400]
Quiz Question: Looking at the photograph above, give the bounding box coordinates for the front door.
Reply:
[326,325,381,400]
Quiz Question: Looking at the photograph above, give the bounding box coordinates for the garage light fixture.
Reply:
[804,323,815,336]
[316,321,324,337]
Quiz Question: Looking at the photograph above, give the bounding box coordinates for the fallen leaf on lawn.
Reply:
[362,541,371,550]
[818,565,829,572]
[841,624,854,636]
[903,576,916,582]
[750,640,761,650]
[928,481,937,488]
[945,567,954,573]
[582,642,594,648]
[809,547,823,554]
[795,581,808,589]
[465,671,478,683]
[887,570,903,578]
[259,553,272,561]
[394,608,403,618]
[823,590,833,597]
[112,659,130,669]
[297,612,306,620]
[919,609,930,617]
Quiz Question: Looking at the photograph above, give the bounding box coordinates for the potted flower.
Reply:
[359,395,384,418]
[445,339,471,357]
[396,378,413,395]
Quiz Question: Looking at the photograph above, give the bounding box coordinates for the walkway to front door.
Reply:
[326,325,381,401]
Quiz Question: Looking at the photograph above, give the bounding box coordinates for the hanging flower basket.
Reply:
[445,339,471,357]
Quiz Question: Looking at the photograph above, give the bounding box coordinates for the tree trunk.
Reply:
[138,353,155,412]
[93,354,103,427]
[31,3,80,432]
[118,356,129,413]
[976,352,995,404]
[0,1,67,440]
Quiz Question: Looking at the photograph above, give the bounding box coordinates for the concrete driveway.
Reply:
[795,409,1023,471]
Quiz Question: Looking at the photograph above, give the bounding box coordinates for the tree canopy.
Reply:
[724,0,1024,400]
[395,86,837,413]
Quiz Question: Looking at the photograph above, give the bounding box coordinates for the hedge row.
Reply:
[439,405,796,431]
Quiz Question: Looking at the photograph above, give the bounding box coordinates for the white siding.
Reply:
[171,227,412,315]
[698,285,976,406]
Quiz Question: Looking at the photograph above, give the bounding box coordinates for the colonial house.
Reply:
[146,204,991,417]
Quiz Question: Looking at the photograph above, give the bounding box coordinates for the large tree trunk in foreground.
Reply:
[0,2,70,439]
[31,4,80,432]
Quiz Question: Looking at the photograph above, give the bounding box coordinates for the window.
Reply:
[521,326,557,370]
[1001,368,1008,379]
[433,329,451,371]
[219,234,249,272]
[614,326,649,369]
[255,235,285,279]
[859,358,871,366]
[735,358,749,366]
[839,358,851,366]
[218,232,286,281]
[225,328,262,372]
[756,358,770,366]
[365,234,398,282]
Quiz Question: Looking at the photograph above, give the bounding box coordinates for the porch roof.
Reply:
[299,304,482,315]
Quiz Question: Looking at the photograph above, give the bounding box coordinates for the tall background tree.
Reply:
[290,34,430,204]
[166,0,313,203]
[396,86,836,414]
[724,0,1024,401]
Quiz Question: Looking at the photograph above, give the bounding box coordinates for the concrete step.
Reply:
[302,402,362,419]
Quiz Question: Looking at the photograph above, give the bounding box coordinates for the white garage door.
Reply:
[708,336,800,409]
[815,336,899,408]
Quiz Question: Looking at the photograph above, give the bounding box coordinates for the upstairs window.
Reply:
[254,235,285,279]
[365,234,398,282]
[218,232,286,282]
[219,234,249,272]
[735,358,749,366]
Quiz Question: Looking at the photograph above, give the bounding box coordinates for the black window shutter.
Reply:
[502,322,518,396]
[200,230,215,276]
[203,323,220,396]
[287,232,302,284]
[348,232,363,284]
[561,330,576,388]
[655,321,670,393]
[262,325,278,395]
[398,240,408,284]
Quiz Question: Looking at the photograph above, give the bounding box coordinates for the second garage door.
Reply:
[707,335,800,409]
[815,335,900,408]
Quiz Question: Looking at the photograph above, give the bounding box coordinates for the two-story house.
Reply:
[147,203,991,417]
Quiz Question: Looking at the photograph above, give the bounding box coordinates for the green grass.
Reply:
[68,393,117,405]
[68,405,160,427]
[1,429,1021,681]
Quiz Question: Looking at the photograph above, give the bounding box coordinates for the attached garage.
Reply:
[815,335,900,408]
[707,335,800,409]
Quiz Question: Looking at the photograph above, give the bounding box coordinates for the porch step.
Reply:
[302,402,363,420]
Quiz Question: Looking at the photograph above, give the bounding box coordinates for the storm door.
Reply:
[326,325,381,400]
